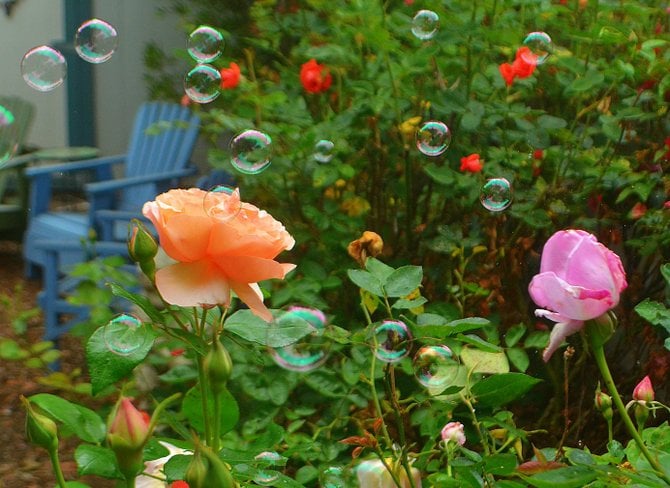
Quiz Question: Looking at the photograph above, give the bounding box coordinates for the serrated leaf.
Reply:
[365,257,395,282]
[392,296,428,309]
[86,322,157,395]
[384,266,423,297]
[347,269,385,296]
[461,347,509,374]
[470,373,541,407]
[635,299,670,333]
[416,317,489,339]
[109,283,164,325]
[226,310,313,347]
[520,466,598,487]
[75,444,122,479]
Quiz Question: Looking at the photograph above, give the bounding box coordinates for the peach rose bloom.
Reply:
[142,188,295,321]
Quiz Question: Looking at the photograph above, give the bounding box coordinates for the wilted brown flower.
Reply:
[347,231,384,266]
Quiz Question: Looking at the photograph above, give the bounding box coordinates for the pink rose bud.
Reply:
[441,421,466,446]
[633,375,654,403]
[108,398,151,480]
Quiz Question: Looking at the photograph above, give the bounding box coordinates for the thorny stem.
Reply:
[589,336,670,485]
[461,393,491,456]
[554,347,574,459]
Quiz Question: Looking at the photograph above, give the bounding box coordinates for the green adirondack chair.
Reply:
[0,96,35,241]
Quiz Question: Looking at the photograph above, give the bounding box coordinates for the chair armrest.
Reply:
[32,239,130,256]
[85,167,197,195]
[95,210,154,241]
[25,154,126,177]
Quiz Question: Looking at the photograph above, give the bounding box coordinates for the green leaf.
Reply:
[461,347,509,374]
[226,310,313,347]
[86,322,157,396]
[365,257,395,282]
[347,269,385,296]
[525,331,550,349]
[63,482,93,488]
[660,264,670,285]
[537,115,567,130]
[30,393,106,443]
[181,385,239,436]
[457,334,503,353]
[159,364,199,384]
[520,466,598,487]
[164,454,192,483]
[470,373,541,408]
[75,444,122,479]
[506,347,530,372]
[384,265,423,297]
[484,453,518,475]
[109,283,164,325]
[0,339,29,360]
[416,317,490,339]
[635,299,670,334]
[505,324,526,348]
[392,296,428,309]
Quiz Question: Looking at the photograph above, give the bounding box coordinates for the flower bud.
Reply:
[633,375,655,403]
[185,451,209,488]
[204,339,233,394]
[634,402,649,431]
[128,219,158,279]
[107,397,151,479]
[21,396,58,452]
[594,384,613,422]
[441,421,466,446]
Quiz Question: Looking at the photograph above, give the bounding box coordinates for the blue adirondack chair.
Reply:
[23,101,200,277]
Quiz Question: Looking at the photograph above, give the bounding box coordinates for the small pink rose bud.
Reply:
[441,421,466,446]
[633,375,654,403]
[108,397,151,480]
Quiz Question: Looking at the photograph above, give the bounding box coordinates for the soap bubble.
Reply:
[270,306,330,372]
[521,31,552,65]
[184,64,221,103]
[313,139,335,163]
[320,466,348,487]
[75,18,118,63]
[0,106,18,166]
[480,177,513,212]
[103,314,147,356]
[187,25,225,63]
[253,451,284,486]
[203,185,242,221]
[416,121,451,156]
[230,129,272,174]
[413,346,459,391]
[21,45,67,92]
[412,10,439,41]
[374,320,413,363]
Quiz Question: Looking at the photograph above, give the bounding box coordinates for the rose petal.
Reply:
[155,261,230,307]
[213,255,295,283]
[543,319,584,362]
[230,281,272,321]
[529,272,614,320]
[539,229,594,276]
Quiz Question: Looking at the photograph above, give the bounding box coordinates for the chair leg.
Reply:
[25,260,41,279]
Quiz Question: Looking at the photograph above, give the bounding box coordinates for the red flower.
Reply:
[171,482,190,488]
[180,94,191,107]
[460,153,483,173]
[220,62,241,90]
[630,202,647,220]
[512,47,537,78]
[300,59,332,94]
[533,149,544,160]
[170,348,185,357]
[499,63,515,86]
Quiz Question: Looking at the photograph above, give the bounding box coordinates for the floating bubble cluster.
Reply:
[184,64,221,103]
[521,31,553,65]
[480,177,513,212]
[270,306,330,372]
[253,451,283,486]
[230,129,272,174]
[374,320,413,363]
[188,25,225,63]
[313,139,335,163]
[416,120,451,156]
[202,185,242,221]
[21,45,67,92]
[412,10,440,41]
[102,314,147,356]
[75,18,119,64]
[413,345,459,391]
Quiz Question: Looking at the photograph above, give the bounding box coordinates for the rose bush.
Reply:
[142,188,295,321]
[528,229,627,361]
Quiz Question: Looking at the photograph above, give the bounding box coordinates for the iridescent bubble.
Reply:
[230,129,272,174]
[21,45,67,92]
[254,451,284,486]
[320,466,347,488]
[411,10,439,41]
[416,120,451,156]
[480,178,513,212]
[270,306,330,372]
[102,313,147,356]
[413,346,459,391]
[184,64,221,103]
[374,320,413,363]
[313,139,335,164]
[75,18,119,64]
[521,31,552,65]
[0,106,18,166]
[187,25,225,63]
[203,185,242,221]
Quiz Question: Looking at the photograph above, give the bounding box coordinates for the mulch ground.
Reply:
[0,241,115,488]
